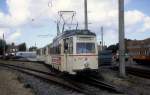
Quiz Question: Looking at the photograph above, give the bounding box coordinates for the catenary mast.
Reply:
[119,0,126,77]
[84,0,88,30]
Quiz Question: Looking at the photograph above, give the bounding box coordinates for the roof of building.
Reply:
[127,38,150,48]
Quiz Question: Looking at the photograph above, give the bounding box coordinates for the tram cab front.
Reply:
[64,33,98,74]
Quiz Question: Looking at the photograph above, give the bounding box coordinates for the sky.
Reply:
[0,0,149,48]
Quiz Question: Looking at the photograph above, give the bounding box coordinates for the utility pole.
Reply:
[119,0,126,77]
[101,27,104,51]
[3,33,5,59]
[35,42,36,47]
[84,0,88,30]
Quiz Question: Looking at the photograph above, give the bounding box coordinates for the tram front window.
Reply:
[76,43,95,54]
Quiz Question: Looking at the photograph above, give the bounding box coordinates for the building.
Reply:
[126,38,150,56]
[6,43,18,56]
[126,38,150,63]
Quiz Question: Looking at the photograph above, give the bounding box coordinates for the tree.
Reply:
[107,44,119,53]
[0,39,6,55]
[18,43,26,51]
[107,39,131,54]
[29,46,37,51]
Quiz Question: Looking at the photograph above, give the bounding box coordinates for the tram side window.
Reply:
[69,43,73,54]
[50,47,53,54]
[44,48,46,55]
[50,47,54,54]
[64,39,68,53]
[68,37,73,54]
[38,50,41,55]
[48,48,50,55]
[40,50,42,55]
[36,50,39,55]
[41,49,44,55]
[55,44,61,54]
[58,44,61,54]
[50,44,61,54]
[36,50,38,55]
[64,38,73,54]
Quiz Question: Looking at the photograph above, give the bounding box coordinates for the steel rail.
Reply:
[63,74,123,94]
[78,76,122,93]
[0,63,92,95]
[87,77,120,92]
[111,66,150,79]
[126,67,150,79]
[0,62,55,75]
[0,62,123,94]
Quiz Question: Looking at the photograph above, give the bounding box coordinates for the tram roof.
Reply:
[64,29,96,36]
[54,29,96,42]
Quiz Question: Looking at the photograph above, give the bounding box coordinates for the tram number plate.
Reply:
[52,57,61,64]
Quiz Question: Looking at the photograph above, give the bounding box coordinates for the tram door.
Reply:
[63,37,73,73]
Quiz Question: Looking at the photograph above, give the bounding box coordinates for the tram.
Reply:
[37,29,99,74]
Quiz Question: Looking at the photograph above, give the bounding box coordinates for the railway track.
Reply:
[111,66,150,79]
[0,62,92,95]
[0,62,122,95]
[84,76,120,92]
[62,74,122,94]
[126,66,150,79]
[0,62,55,75]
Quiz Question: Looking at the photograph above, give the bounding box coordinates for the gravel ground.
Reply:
[0,60,124,95]
[0,61,84,95]
[99,66,150,95]
[0,67,34,95]
[0,60,52,73]
[0,60,85,95]
[18,73,84,95]
[2,60,149,95]
[18,72,122,95]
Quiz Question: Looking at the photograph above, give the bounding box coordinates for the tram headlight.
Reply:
[84,61,89,68]
[84,63,89,68]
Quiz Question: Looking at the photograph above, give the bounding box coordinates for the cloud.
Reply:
[0,0,30,28]
[125,10,145,26]
[124,10,150,34]
[141,16,150,32]
[0,0,149,46]
[7,30,21,43]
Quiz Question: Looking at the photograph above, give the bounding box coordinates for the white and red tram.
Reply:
[37,30,99,74]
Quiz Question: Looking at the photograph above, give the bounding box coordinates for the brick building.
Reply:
[126,38,150,58]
